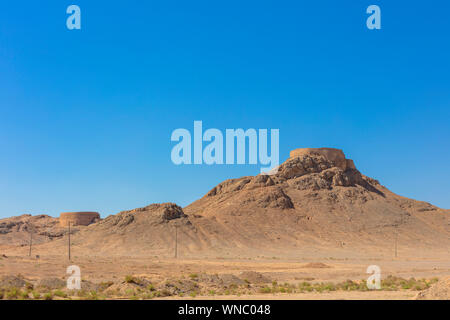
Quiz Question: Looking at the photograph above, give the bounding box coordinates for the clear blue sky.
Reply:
[0,1,449,218]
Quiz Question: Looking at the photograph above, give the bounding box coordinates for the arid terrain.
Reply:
[0,254,449,300]
[0,148,449,299]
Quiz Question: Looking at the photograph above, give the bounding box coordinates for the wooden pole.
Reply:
[175,225,178,259]
[28,229,32,257]
[68,222,71,261]
[394,231,398,258]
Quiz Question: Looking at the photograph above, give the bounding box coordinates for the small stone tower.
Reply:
[59,212,100,227]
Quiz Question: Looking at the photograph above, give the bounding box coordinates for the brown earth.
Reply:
[0,255,448,300]
[0,214,65,246]
[0,147,448,258]
[0,147,448,299]
[415,277,450,300]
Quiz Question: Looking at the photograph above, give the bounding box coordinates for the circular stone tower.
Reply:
[289,148,356,170]
[59,212,100,227]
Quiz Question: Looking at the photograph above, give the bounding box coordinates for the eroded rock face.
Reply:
[128,203,187,221]
[207,177,252,197]
[2,147,448,257]
[0,215,51,234]
[277,148,366,189]
[276,154,334,180]
[240,186,294,209]
[100,202,187,229]
[189,147,385,215]
[291,166,364,189]
[158,203,187,220]
[0,214,65,246]
[206,148,362,197]
[256,187,294,209]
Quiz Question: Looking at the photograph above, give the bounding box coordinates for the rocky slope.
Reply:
[0,214,65,246]
[183,148,449,256]
[1,148,449,257]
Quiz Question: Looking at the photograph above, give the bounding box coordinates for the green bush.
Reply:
[124,275,136,284]
[43,293,53,300]
[6,288,19,299]
[259,286,271,294]
[20,290,30,299]
[53,290,67,298]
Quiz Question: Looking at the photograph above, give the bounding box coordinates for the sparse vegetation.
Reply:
[43,292,53,300]
[255,276,439,295]
[125,288,135,296]
[88,290,99,300]
[6,288,19,299]
[0,270,440,300]
[53,290,67,298]
[381,275,437,291]
[259,286,271,294]
[98,281,114,291]
[20,290,30,299]
[124,275,136,284]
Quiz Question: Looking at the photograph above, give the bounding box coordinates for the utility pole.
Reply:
[28,227,33,257]
[394,231,398,258]
[68,222,71,261]
[174,225,178,259]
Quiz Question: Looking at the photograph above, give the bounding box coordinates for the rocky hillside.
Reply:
[183,148,450,256]
[1,148,448,258]
[0,214,65,246]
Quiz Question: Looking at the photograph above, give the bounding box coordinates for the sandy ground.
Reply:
[160,291,416,300]
[1,253,449,299]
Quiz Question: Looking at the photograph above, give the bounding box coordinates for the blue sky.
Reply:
[0,1,449,218]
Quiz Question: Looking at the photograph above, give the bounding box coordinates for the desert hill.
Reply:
[183,148,449,257]
[0,214,64,246]
[1,148,449,258]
